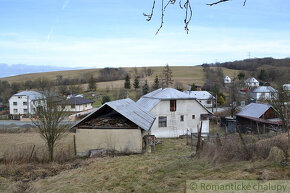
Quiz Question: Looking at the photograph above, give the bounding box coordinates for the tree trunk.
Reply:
[48,143,54,162]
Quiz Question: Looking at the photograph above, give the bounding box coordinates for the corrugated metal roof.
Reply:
[183,91,215,100]
[236,103,272,118]
[62,97,94,105]
[14,91,44,100]
[252,86,277,93]
[70,98,155,131]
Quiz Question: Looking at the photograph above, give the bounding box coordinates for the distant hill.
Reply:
[0,63,81,78]
[202,57,290,71]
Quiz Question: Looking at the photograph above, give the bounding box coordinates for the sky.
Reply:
[0,0,290,68]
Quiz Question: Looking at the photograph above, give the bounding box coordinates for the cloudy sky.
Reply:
[0,0,289,68]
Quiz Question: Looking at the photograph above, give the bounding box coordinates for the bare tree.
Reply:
[144,0,247,34]
[162,64,174,87]
[31,94,68,162]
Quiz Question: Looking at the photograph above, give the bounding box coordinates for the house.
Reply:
[250,86,278,101]
[245,77,259,87]
[137,88,212,138]
[183,91,215,108]
[283,84,290,91]
[9,91,45,116]
[61,97,94,112]
[236,103,280,133]
[224,76,231,84]
[69,98,155,156]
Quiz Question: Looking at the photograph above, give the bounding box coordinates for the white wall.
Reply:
[63,103,93,112]
[9,95,45,115]
[150,99,210,138]
[198,99,213,108]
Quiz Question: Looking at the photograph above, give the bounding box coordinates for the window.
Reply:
[71,104,76,109]
[23,102,27,106]
[13,109,18,113]
[207,100,211,104]
[158,116,167,127]
[180,115,184,122]
[13,102,17,106]
[170,100,176,112]
[192,115,195,119]
[24,109,28,113]
[18,96,22,99]
[201,115,208,120]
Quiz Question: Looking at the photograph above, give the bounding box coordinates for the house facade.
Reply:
[61,97,94,112]
[224,76,232,84]
[9,91,44,115]
[69,98,155,156]
[245,77,259,87]
[183,91,215,108]
[137,88,212,138]
[250,86,278,101]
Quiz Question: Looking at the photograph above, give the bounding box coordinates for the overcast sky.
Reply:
[0,0,289,68]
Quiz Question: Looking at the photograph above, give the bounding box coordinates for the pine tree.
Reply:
[152,75,160,90]
[88,75,96,91]
[142,80,149,95]
[124,74,131,89]
[133,76,140,90]
[162,64,173,87]
[191,83,197,91]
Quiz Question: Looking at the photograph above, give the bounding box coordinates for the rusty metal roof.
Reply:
[69,98,155,131]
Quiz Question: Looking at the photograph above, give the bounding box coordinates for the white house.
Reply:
[250,86,278,101]
[61,97,94,112]
[9,91,44,115]
[137,88,212,138]
[245,77,259,87]
[183,91,215,108]
[224,76,232,84]
[283,84,290,91]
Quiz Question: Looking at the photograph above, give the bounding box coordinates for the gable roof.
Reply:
[62,97,94,105]
[252,86,278,93]
[236,103,272,118]
[70,98,155,131]
[183,91,215,100]
[13,91,44,100]
[245,77,259,83]
[137,88,212,114]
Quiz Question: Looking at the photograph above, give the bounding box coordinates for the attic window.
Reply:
[170,100,176,112]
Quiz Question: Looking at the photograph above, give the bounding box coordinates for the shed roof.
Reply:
[183,91,215,100]
[70,98,155,131]
[252,86,277,93]
[236,103,272,118]
[14,91,44,100]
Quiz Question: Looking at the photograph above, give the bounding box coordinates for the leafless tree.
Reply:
[144,0,247,34]
[31,93,69,162]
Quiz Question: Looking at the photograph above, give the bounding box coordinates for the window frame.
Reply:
[158,116,167,128]
[170,100,176,112]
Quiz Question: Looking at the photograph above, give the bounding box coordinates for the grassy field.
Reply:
[0,66,239,87]
[0,132,288,193]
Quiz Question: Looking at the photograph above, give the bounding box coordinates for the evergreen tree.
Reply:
[124,74,131,89]
[162,64,173,87]
[191,83,197,91]
[142,80,149,95]
[88,75,96,91]
[237,72,245,80]
[152,75,160,90]
[101,95,111,104]
[133,76,140,90]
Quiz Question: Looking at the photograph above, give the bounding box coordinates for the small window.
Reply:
[24,109,28,113]
[158,116,167,127]
[180,115,184,122]
[71,104,76,109]
[170,100,176,112]
[192,115,195,119]
[13,102,17,106]
[18,96,22,99]
[13,109,18,113]
[23,102,27,106]
[207,100,211,104]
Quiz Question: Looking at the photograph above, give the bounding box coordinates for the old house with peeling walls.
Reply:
[69,98,155,156]
[137,88,212,138]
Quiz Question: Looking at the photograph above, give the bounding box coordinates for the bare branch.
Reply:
[207,0,231,6]
[143,0,156,21]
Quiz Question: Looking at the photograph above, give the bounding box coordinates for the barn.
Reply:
[69,98,155,156]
